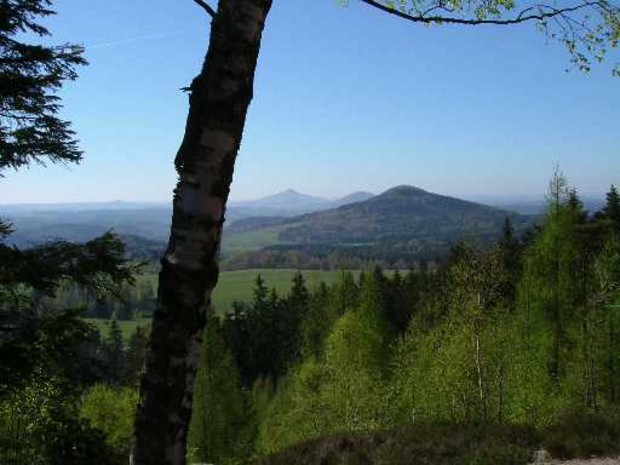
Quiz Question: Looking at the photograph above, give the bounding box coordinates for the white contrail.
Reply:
[86,32,184,50]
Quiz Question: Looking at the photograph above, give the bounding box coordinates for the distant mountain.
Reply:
[279,185,531,244]
[5,187,544,264]
[224,185,534,258]
[327,191,375,209]
[226,189,376,220]
[227,191,376,234]
[230,189,329,210]
[1,190,378,250]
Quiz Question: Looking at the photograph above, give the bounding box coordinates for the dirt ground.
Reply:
[532,450,620,465]
[546,458,620,464]
[538,458,620,465]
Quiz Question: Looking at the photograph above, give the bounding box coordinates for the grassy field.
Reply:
[87,269,362,339]
[211,268,359,312]
[136,268,358,312]
[85,317,151,340]
[221,224,294,254]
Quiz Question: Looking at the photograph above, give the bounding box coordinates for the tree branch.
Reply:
[359,0,607,26]
[192,0,216,18]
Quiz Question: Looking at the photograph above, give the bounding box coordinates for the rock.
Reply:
[533,449,553,464]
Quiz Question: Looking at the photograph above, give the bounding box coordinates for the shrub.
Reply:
[0,372,119,465]
[256,423,540,465]
[80,383,139,458]
[542,409,620,459]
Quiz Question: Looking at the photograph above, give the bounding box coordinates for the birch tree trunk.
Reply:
[133,1,272,463]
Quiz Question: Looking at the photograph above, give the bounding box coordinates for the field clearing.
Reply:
[87,269,366,339]
[212,268,361,311]
[85,317,151,340]
[221,224,294,253]
[137,268,361,312]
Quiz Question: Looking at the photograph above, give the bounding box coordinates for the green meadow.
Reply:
[88,269,364,338]
[211,268,359,311]
[85,317,151,340]
[221,226,288,253]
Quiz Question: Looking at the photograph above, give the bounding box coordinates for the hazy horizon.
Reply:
[0,185,610,208]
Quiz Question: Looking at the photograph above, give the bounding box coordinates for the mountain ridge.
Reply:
[228,189,375,211]
[3,189,378,248]
[225,185,534,259]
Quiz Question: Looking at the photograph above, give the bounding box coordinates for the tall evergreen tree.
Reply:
[188,312,250,465]
[1,92,135,392]
[498,217,523,305]
[300,282,330,359]
[567,188,588,224]
[104,317,125,384]
[602,185,620,237]
[237,275,288,384]
[328,271,359,322]
[386,270,411,333]
[222,301,252,386]
[289,272,310,318]
[267,287,279,312]
[0,0,86,171]
[592,237,620,405]
[246,274,273,382]
[251,274,269,315]
[518,172,586,395]
[284,272,310,361]
[125,326,149,386]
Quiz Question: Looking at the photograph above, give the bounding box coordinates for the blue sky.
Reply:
[1,0,618,203]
